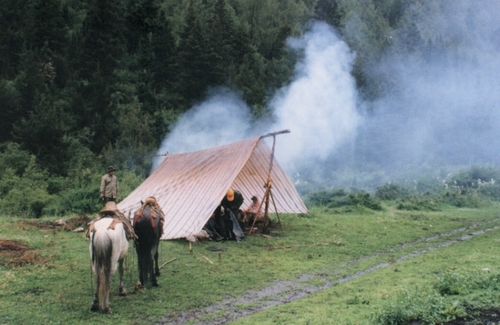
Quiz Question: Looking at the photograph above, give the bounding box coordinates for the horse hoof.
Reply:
[155,271,161,277]
[90,304,99,312]
[119,291,127,296]
[104,307,112,314]
[152,282,159,287]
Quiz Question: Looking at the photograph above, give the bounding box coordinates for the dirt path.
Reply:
[155,219,500,325]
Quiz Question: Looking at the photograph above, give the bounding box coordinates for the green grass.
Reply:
[1,203,500,324]
[233,226,500,325]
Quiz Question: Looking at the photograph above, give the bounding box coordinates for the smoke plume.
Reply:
[154,21,360,172]
[155,0,500,189]
[359,0,500,170]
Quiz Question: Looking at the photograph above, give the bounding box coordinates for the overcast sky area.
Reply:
[155,1,500,188]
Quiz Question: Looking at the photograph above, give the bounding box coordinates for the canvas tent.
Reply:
[118,136,308,240]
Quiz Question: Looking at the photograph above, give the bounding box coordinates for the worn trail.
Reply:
[156,218,500,325]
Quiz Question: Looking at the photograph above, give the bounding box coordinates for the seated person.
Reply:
[242,195,263,226]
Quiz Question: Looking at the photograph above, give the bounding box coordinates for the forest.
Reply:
[1,0,498,217]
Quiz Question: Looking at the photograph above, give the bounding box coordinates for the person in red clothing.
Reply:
[242,195,263,226]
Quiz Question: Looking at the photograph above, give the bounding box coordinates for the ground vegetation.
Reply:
[1,188,500,324]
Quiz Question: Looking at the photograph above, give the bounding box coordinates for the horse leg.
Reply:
[151,248,158,287]
[91,273,100,312]
[118,258,127,296]
[154,244,160,277]
[137,248,145,287]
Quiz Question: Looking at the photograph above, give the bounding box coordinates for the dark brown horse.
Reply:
[133,197,164,287]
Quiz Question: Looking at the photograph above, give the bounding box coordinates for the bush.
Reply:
[0,155,54,218]
[477,183,500,201]
[305,189,347,206]
[305,189,382,211]
[440,189,480,208]
[396,194,442,211]
[444,166,500,189]
[372,270,500,325]
[375,183,410,200]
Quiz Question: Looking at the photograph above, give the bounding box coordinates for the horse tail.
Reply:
[134,208,161,285]
[92,230,113,311]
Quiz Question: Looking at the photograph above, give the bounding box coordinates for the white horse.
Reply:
[89,217,129,313]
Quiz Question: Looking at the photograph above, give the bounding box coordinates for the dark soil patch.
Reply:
[0,239,50,267]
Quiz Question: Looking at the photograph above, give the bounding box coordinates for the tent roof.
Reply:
[118,136,308,240]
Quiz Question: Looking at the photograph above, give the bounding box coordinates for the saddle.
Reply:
[133,197,165,236]
[86,211,136,240]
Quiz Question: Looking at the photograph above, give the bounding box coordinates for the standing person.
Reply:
[100,166,119,205]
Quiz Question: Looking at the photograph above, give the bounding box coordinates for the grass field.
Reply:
[1,202,500,324]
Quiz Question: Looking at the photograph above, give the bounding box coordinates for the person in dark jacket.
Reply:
[205,189,245,241]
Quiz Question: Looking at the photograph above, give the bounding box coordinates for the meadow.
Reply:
[1,192,500,324]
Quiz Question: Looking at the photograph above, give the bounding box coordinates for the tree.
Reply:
[0,0,29,78]
[74,0,128,152]
[175,2,222,106]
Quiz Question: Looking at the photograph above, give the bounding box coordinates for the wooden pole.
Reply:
[248,130,290,235]
[203,256,214,264]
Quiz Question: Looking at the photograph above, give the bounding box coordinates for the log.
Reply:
[159,257,177,269]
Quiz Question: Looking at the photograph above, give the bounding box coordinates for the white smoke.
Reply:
[269,22,360,171]
[361,0,500,168]
[153,88,256,168]
[154,21,360,173]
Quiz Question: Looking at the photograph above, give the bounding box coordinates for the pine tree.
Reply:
[75,0,128,152]
[175,2,221,106]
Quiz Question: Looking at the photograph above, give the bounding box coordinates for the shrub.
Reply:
[477,183,500,201]
[375,183,410,200]
[444,166,500,189]
[305,189,382,211]
[372,270,500,325]
[0,155,54,218]
[396,194,441,211]
[441,189,480,208]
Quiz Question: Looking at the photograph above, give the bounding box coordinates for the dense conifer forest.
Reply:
[0,0,497,217]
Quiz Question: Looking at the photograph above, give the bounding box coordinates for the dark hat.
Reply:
[251,195,258,201]
[107,165,115,172]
